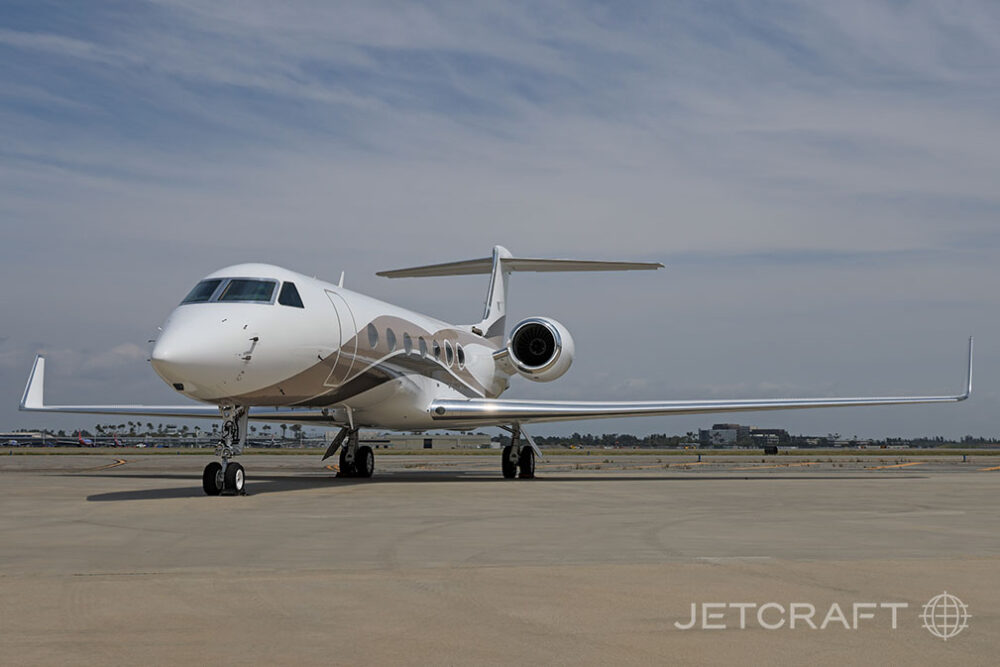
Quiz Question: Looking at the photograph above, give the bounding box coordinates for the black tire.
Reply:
[518,447,535,479]
[224,462,245,493]
[202,461,224,496]
[355,446,375,478]
[338,448,356,477]
[501,445,517,479]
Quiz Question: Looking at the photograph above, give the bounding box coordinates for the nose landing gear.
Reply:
[202,405,248,495]
[202,461,224,495]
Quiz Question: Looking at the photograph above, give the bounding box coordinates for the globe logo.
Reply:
[920,592,970,640]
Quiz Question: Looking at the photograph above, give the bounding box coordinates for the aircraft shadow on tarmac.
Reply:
[79,470,924,501]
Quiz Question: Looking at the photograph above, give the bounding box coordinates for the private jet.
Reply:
[19,246,973,495]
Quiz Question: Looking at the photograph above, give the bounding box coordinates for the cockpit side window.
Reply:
[218,279,277,303]
[278,282,304,308]
[181,279,222,304]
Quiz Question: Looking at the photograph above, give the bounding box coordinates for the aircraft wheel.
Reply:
[501,445,517,479]
[355,446,375,478]
[203,461,224,496]
[338,448,356,477]
[224,462,246,493]
[518,447,535,479]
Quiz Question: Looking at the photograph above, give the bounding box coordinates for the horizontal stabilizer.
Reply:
[377,256,663,278]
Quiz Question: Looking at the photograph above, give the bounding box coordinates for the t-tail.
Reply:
[376,245,664,344]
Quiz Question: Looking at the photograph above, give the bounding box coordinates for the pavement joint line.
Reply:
[730,462,822,471]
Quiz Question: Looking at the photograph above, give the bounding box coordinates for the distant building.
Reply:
[699,424,750,446]
[748,428,790,446]
[699,424,789,448]
[0,431,45,446]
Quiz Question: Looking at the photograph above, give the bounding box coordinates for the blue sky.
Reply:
[2,1,999,437]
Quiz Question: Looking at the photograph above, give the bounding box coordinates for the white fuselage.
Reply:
[150,264,507,430]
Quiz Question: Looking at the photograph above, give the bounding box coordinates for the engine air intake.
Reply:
[504,317,575,382]
[512,322,555,368]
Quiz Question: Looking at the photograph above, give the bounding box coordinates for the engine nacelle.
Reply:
[503,317,575,382]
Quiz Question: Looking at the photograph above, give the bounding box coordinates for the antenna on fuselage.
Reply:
[338,271,345,288]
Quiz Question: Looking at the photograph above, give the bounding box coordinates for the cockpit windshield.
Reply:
[181,279,222,304]
[218,279,277,302]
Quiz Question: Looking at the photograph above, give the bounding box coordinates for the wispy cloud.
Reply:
[1,1,998,436]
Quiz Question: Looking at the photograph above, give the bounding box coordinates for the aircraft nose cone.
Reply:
[149,337,185,378]
[150,309,249,396]
[150,332,210,389]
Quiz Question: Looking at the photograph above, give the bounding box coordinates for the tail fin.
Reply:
[377,245,663,343]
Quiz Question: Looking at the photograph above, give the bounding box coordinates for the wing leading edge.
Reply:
[430,338,973,427]
[18,356,336,424]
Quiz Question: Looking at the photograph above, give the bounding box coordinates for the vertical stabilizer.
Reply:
[479,245,512,343]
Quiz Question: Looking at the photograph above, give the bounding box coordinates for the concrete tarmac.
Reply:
[1,453,998,665]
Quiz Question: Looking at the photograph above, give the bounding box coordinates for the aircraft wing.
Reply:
[430,339,973,426]
[18,356,336,424]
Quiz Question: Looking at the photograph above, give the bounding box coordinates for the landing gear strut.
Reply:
[202,405,248,495]
[323,427,375,479]
[502,424,535,479]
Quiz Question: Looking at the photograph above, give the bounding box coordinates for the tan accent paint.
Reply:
[226,314,498,406]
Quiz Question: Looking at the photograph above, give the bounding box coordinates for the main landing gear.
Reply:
[203,405,248,496]
[502,424,535,479]
[322,427,375,479]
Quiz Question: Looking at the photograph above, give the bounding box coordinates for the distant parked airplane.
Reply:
[20,246,972,495]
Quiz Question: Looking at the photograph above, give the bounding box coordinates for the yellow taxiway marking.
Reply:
[867,462,926,470]
[977,465,1000,472]
[730,462,821,471]
[325,464,339,472]
[89,458,126,471]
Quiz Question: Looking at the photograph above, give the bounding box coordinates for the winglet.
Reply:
[961,336,974,400]
[20,355,45,410]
